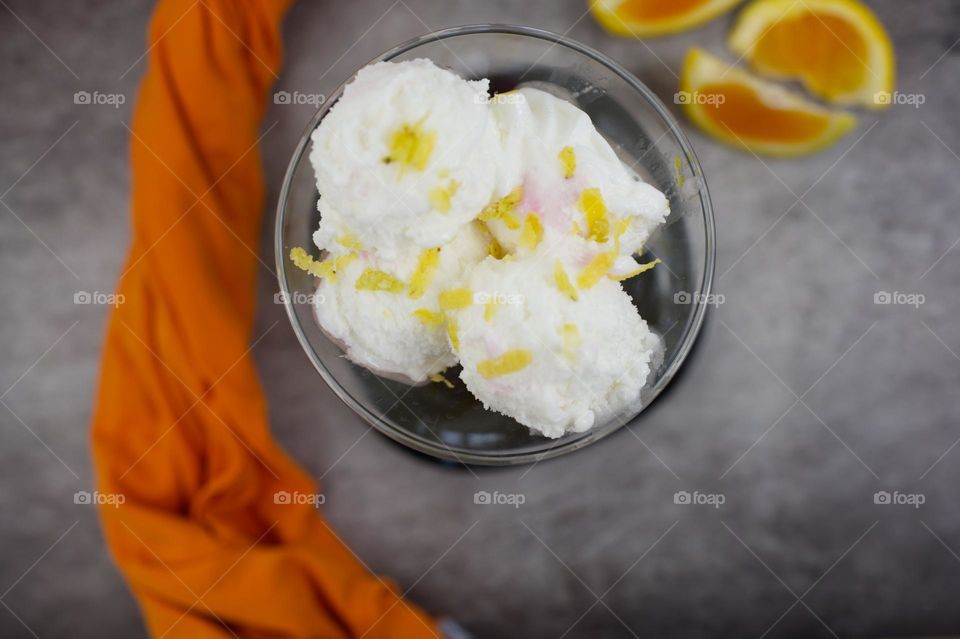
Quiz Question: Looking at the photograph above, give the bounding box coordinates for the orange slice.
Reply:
[679,48,857,157]
[588,0,742,38]
[727,0,894,109]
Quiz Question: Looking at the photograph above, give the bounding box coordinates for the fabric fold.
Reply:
[91,1,440,636]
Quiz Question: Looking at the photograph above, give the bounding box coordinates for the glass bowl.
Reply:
[275,25,715,465]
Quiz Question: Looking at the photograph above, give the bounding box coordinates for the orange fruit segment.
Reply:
[588,0,742,37]
[679,48,857,157]
[727,0,895,109]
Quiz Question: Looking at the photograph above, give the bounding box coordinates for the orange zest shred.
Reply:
[355,269,404,293]
[438,288,473,310]
[412,308,445,328]
[578,188,610,242]
[430,372,455,389]
[576,251,617,289]
[384,121,436,172]
[553,260,579,301]
[408,248,441,299]
[609,258,661,281]
[477,349,533,379]
[558,146,576,178]
[478,186,523,230]
[519,214,544,250]
[428,179,460,213]
[446,317,460,351]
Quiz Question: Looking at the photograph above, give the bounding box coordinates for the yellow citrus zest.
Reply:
[577,251,617,289]
[578,188,610,243]
[609,258,661,281]
[430,372,455,389]
[519,214,544,250]
[477,349,533,379]
[439,288,473,310]
[355,269,405,293]
[428,179,460,213]
[487,237,507,260]
[553,260,579,301]
[559,146,576,178]
[408,248,441,299]
[479,186,523,230]
[412,308,445,328]
[335,232,363,251]
[290,246,344,282]
[447,318,460,351]
[384,121,436,171]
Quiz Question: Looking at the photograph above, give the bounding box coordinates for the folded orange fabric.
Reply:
[91,1,439,636]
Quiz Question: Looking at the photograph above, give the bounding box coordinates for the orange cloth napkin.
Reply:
[91,1,439,636]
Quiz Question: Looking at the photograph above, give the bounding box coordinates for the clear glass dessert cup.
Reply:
[276,25,715,465]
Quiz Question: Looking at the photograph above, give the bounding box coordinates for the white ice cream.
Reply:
[313,222,491,383]
[310,59,501,258]
[485,88,669,276]
[294,61,671,437]
[451,251,662,438]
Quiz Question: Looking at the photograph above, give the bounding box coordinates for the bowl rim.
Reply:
[275,24,716,466]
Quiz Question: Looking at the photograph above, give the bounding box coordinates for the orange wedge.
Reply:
[679,48,857,157]
[727,0,895,109]
[588,0,742,37]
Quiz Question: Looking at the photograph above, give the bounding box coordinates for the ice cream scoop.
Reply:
[483,88,669,277]
[309,59,501,258]
[312,222,492,383]
[450,250,662,438]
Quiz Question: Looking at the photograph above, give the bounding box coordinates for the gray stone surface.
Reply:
[2,0,960,637]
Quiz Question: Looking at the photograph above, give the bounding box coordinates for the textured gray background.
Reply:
[2,1,960,637]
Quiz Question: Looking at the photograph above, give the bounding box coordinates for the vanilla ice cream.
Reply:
[483,88,669,277]
[309,59,501,258]
[310,222,491,383]
[291,59,671,438]
[450,250,662,438]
